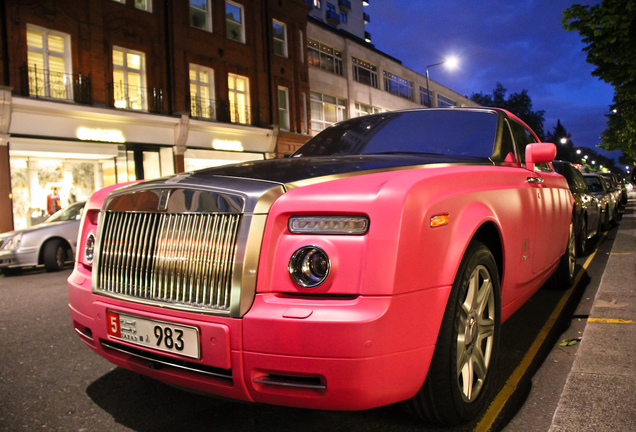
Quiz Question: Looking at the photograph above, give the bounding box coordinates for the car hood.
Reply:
[181,153,491,185]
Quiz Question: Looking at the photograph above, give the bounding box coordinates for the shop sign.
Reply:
[77,127,126,143]
[212,139,243,152]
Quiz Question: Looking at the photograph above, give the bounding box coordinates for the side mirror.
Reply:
[525,142,556,171]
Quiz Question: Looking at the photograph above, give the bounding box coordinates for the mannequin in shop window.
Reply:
[47,187,62,215]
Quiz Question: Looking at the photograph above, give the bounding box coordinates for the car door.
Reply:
[510,120,569,274]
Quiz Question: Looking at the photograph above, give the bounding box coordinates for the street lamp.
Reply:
[425,57,458,107]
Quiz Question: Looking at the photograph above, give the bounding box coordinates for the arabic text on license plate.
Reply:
[107,311,200,359]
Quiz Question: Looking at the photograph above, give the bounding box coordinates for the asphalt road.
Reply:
[0,233,613,432]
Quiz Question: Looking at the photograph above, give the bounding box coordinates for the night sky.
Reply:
[365,1,622,164]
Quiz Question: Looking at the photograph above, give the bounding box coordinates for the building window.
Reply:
[310,91,346,134]
[273,20,287,57]
[437,94,456,108]
[135,0,152,12]
[228,73,249,124]
[26,25,73,100]
[278,86,290,131]
[383,71,412,101]
[354,102,381,117]
[190,0,212,31]
[327,3,336,13]
[308,39,342,75]
[419,86,432,106]
[340,12,347,23]
[226,1,245,43]
[189,64,215,119]
[299,30,304,63]
[112,46,146,110]
[352,57,377,88]
[313,0,321,8]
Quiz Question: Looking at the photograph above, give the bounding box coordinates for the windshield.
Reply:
[293,110,498,159]
[584,177,604,193]
[46,201,85,223]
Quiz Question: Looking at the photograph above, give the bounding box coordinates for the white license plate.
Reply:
[107,311,200,359]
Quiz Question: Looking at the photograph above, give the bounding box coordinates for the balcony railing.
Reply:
[326,10,341,26]
[189,95,217,120]
[338,0,351,12]
[108,82,164,114]
[188,95,263,127]
[363,12,370,24]
[19,64,92,104]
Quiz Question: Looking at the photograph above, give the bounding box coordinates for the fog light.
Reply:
[289,246,330,288]
[85,233,95,264]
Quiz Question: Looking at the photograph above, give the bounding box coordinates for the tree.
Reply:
[546,120,574,161]
[562,0,636,159]
[471,83,546,140]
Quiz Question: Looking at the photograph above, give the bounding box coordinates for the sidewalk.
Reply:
[548,196,636,431]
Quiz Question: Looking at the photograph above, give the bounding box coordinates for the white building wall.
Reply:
[307,22,478,128]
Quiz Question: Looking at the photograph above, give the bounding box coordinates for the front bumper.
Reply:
[0,247,37,269]
[68,264,450,410]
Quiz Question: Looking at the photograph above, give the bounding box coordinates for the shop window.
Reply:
[278,86,290,131]
[112,46,147,110]
[189,64,216,119]
[228,73,250,124]
[310,91,345,134]
[226,1,245,43]
[273,20,287,57]
[26,24,73,101]
[190,0,212,31]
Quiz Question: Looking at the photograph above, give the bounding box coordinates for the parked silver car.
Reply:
[0,201,85,274]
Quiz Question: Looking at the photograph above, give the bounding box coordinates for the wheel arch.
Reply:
[471,222,503,285]
[38,237,72,265]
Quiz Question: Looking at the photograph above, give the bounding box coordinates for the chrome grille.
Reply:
[96,211,241,312]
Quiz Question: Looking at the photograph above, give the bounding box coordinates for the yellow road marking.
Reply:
[588,318,635,324]
[476,237,601,431]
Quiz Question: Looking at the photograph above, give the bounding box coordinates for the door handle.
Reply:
[527,177,544,184]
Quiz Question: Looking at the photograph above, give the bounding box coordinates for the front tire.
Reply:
[43,239,66,272]
[404,240,501,425]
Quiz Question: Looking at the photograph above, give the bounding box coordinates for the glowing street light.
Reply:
[425,56,459,107]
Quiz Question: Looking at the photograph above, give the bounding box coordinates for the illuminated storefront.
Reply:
[5,98,274,230]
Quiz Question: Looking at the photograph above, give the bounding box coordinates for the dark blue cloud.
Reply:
[366,0,615,156]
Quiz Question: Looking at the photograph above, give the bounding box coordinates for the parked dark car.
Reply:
[583,173,616,229]
[600,172,624,211]
[553,161,601,255]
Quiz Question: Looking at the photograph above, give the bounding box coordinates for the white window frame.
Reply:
[310,91,346,134]
[134,0,152,12]
[228,73,250,125]
[272,20,288,58]
[190,0,212,32]
[189,64,216,119]
[26,24,73,100]
[226,1,245,43]
[112,46,147,111]
[354,102,381,117]
[278,86,290,131]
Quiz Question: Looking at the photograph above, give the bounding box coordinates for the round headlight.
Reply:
[85,233,95,264]
[289,246,330,288]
